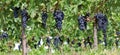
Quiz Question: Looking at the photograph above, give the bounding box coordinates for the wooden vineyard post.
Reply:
[21,25,27,55]
[93,18,98,49]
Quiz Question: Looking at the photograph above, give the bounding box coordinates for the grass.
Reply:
[0,45,120,55]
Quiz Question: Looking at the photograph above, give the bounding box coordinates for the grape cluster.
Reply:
[53,9,64,31]
[46,37,52,47]
[78,13,90,31]
[53,36,63,49]
[78,15,87,30]
[21,9,29,28]
[116,31,120,36]
[0,32,8,39]
[94,13,108,33]
[41,11,48,28]
[12,7,20,18]
[94,13,108,46]
[2,32,8,38]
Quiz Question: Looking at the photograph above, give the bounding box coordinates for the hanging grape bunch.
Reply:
[78,13,89,31]
[46,37,52,47]
[12,7,20,18]
[116,31,120,36]
[78,16,87,30]
[53,36,62,49]
[53,9,64,31]
[94,13,108,46]
[0,32,8,39]
[94,13,108,33]
[2,32,8,38]
[21,9,29,28]
[41,11,48,28]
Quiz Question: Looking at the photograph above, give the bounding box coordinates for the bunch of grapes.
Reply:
[53,36,62,49]
[78,15,87,30]
[0,32,8,39]
[21,9,29,28]
[94,13,108,46]
[53,9,64,31]
[116,31,120,36]
[95,13,108,33]
[12,7,20,18]
[46,37,52,47]
[78,13,90,31]
[41,11,48,28]
[2,32,8,38]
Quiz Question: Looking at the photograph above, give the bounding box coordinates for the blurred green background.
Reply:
[0,0,120,54]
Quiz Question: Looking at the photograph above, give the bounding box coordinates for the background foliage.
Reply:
[0,0,120,54]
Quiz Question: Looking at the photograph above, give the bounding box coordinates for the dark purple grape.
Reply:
[12,7,20,18]
[41,11,48,28]
[53,36,61,49]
